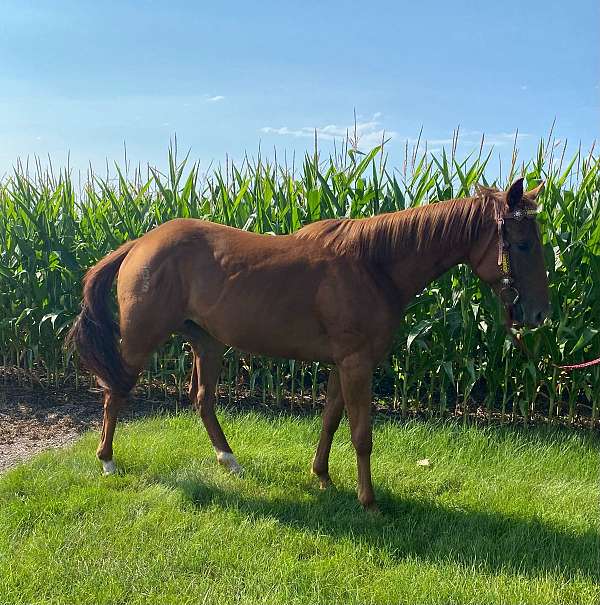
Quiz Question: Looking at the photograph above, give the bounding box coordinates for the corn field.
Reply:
[0,134,598,428]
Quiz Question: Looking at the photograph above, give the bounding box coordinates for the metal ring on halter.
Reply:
[500,285,520,306]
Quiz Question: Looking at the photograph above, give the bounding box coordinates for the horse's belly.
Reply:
[190,288,332,362]
[205,312,332,361]
[226,334,332,362]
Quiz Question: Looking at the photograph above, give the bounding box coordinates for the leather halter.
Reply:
[495,204,538,324]
[496,198,600,371]
[495,204,600,371]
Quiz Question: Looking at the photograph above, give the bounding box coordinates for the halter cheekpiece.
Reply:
[495,205,538,314]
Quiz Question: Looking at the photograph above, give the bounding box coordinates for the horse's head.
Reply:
[469,178,549,328]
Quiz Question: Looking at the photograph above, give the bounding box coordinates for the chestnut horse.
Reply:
[68,177,548,510]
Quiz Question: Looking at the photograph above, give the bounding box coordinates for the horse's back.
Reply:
[113,218,336,359]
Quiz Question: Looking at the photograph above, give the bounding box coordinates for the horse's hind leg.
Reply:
[97,389,125,474]
[312,369,344,489]
[97,321,171,474]
[186,328,242,475]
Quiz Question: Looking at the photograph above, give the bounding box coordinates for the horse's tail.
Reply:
[66,240,138,395]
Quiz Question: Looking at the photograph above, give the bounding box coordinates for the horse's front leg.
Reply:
[188,336,243,475]
[337,354,376,511]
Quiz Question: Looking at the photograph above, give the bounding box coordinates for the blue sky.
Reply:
[1,0,598,177]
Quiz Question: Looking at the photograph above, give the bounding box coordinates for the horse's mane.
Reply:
[294,189,506,262]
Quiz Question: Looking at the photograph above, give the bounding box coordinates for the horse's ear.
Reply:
[507,177,524,209]
[475,183,492,197]
[523,181,545,204]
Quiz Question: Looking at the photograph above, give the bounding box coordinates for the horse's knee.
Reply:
[351,429,372,457]
[321,420,338,440]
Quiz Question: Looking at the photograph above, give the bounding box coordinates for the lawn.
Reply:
[0,411,598,605]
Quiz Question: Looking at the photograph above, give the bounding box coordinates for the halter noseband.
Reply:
[495,205,538,322]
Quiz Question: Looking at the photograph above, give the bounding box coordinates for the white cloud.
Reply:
[260,120,532,154]
[206,95,225,102]
[261,114,396,149]
[483,132,531,146]
[414,130,530,149]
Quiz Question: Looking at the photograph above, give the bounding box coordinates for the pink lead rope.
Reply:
[509,329,600,371]
[557,357,600,371]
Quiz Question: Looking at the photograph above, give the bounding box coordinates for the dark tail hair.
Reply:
[66,240,137,395]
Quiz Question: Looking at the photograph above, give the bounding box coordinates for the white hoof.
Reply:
[102,459,117,475]
[215,450,244,476]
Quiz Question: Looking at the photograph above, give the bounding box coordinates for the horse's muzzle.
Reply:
[525,308,548,328]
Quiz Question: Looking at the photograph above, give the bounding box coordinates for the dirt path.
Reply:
[0,375,183,473]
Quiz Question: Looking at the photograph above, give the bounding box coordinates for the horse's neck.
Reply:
[378,197,489,303]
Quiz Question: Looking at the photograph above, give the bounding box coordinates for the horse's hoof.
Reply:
[311,467,333,490]
[316,475,334,490]
[215,450,244,476]
[101,459,117,476]
[364,502,381,515]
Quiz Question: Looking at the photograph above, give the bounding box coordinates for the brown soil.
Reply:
[0,372,185,473]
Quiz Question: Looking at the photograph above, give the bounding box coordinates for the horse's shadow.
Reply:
[165,471,600,582]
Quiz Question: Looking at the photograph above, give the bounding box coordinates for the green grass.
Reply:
[1,411,598,604]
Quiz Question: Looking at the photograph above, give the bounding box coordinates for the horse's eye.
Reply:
[516,241,530,252]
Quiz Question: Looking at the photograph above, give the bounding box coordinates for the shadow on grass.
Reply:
[171,475,600,582]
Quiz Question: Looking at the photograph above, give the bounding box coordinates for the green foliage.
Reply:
[0,136,598,425]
